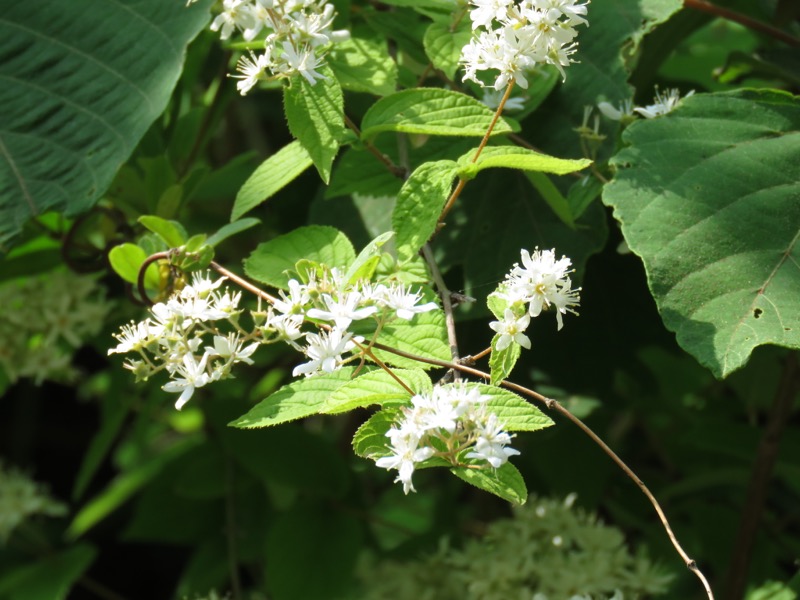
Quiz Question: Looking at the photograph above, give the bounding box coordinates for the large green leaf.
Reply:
[603,90,800,378]
[283,69,344,183]
[360,88,514,141]
[323,368,431,414]
[243,225,356,289]
[328,36,398,97]
[0,0,211,250]
[451,462,527,505]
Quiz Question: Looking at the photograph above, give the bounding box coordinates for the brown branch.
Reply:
[422,244,461,377]
[370,340,716,600]
[684,0,800,47]
[343,114,406,179]
[725,352,799,600]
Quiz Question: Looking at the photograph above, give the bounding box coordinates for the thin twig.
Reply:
[725,352,799,599]
[344,114,406,178]
[683,0,800,47]
[422,244,460,377]
[369,340,715,600]
[353,339,415,395]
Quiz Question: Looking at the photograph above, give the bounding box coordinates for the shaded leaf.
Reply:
[451,462,527,505]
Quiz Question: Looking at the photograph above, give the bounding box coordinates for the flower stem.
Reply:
[683,0,800,47]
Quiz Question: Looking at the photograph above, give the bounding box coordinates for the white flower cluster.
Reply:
[490,248,580,351]
[375,382,520,494]
[110,267,440,409]
[461,0,589,90]
[259,268,439,378]
[109,272,258,410]
[0,461,67,545]
[189,0,349,93]
[598,87,695,121]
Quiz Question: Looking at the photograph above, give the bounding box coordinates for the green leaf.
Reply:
[0,544,96,600]
[451,462,527,505]
[603,90,800,378]
[489,336,522,384]
[0,0,211,250]
[328,36,398,97]
[283,70,344,183]
[231,141,313,220]
[457,146,591,180]
[360,89,514,141]
[486,292,509,320]
[323,368,431,414]
[478,384,554,431]
[371,310,451,369]
[392,160,458,261]
[230,368,356,428]
[107,243,159,288]
[352,408,401,459]
[206,217,261,247]
[138,215,187,248]
[526,172,575,228]
[423,20,472,80]
[567,175,603,220]
[326,146,404,199]
[344,231,395,284]
[243,225,356,289]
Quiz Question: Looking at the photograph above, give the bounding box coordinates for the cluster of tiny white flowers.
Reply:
[0,461,67,545]
[110,268,440,408]
[188,0,349,94]
[461,0,590,90]
[489,248,580,351]
[598,87,695,121]
[109,272,257,410]
[375,382,520,494]
[259,268,439,378]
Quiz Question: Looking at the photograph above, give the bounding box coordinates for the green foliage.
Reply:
[451,462,528,505]
[329,36,399,96]
[0,0,211,249]
[603,89,800,377]
[283,69,345,183]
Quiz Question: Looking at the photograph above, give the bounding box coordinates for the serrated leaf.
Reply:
[478,384,554,431]
[283,70,344,183]
[138,215,187,248]
[489,336,522,384]
[360,88,514,141]
[423,20,472,80]
[206,217,260,247]
[603,90,800,378]
[323,368,431,414]
[230,368,356,428]
[393,160,458,261]
[458,146,591,180]
[371,310,451,369]
[345,231,395,285]
[0,0,211,250]
[328,36,398,97]
[107,243,160,288]
[486,292,508,320]
[243,225,356,289]
[231,141,313,220]
[352,408,400,459]
[451,462,527,505]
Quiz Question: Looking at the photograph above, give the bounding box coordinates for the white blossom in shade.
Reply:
[634,88,694,119]
[292,328,360,377]
[162,352,211,410]
[375,430,434,494]
[210,0,257,40]
[306,291,378,330]
[267,312,306,349]
[378,284,439,320]
[489,308,531,351]
[481,88,526,112]
[465,413,520,468]
[597,98,634,121]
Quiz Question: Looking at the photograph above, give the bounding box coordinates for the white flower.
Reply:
[378,284,439,320]
[597,98,634,121]
[210,0,257,40]
[375,430,434,494]
[306,291,378,330]
[481,88,526,112]
[233,51,272,95]
[109,320,159,355]
[206,334,259,366]
[181,272,226,299]
[162,352,211,410]
[489,308,532,350]
[273,279,310,316]
[465,413,520,468]
[292,328,359,377]
[267,312,306,349]
[634,88,694,119]
[279,42,326,85]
